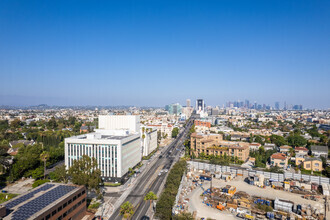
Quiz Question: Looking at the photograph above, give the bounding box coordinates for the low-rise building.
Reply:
[264,143,276,151]
[294,147,309,157]
[249,142,261,151]
[0,183,86,220]
[279,145,292,155]
[311,145,328,158]
[295,157,305,166]
[194,120,211,128]
[303,158,323,172]
[270,153,288,168]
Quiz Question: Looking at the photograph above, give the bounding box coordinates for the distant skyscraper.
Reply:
[275,102,280,110]
[254,102,257,109]
[245,100,250,108]
[293,105,303,110]
[284,101,287,110]
[165,103,182,115]
[186,99,191,107]
[196,99,205,114]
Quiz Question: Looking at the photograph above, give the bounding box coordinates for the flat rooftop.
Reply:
[2,183,83,220]
[66,129,139,141]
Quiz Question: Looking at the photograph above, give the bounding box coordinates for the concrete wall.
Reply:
[188,161,330,185]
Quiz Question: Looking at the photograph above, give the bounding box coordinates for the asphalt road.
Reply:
[109,116,195,220]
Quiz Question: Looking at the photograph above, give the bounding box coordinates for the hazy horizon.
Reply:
[1,1,329,109]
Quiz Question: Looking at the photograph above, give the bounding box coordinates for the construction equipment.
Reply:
[216,203,225,211]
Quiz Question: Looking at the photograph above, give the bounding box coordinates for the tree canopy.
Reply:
[68,155,101,192]
[172,127,179,138]
[120,201,134,219]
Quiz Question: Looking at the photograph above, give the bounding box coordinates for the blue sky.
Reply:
[0,0,329,108]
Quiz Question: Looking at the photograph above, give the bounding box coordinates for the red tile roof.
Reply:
[271,153,287,160]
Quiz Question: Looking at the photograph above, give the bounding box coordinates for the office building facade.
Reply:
[165,103,182,115]
[141,126,158,156]
[65,129,141,182]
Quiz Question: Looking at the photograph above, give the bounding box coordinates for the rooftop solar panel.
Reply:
[5,184,55,209]
[11,185,77,220]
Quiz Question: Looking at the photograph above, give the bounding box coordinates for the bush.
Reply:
[155,159,187,219]
[88,202,101,209]
[0,193,18,203]
[32,179,50,188]
[104,182,121,187]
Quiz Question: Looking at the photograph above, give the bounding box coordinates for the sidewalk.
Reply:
[103,147,164,218]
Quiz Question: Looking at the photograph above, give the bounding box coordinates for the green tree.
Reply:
[174,212,194,220]
[172,127,179,138]
[47,117,58,130]
[40,151,50,179]
[8,144,43,182]
[68,155,101,193]
[157,130,162,141]
[287,134,307,147]
[10,119,22,129]
[0,120,9,131]
[156,160,187,220]
[50,164,69,183]
[120,201,134,219]
[144,191,157,209]
[68,116,76,126]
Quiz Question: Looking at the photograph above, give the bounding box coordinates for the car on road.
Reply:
[140,216,150,220]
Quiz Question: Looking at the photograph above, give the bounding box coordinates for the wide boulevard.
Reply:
[109,116,195,220]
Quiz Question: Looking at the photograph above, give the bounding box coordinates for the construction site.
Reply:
[173,166,329,220]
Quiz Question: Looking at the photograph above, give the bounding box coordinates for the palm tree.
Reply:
[40,151,50,179]
[289,147,295,156]
[120,201,134,219]
[144,191,157,210]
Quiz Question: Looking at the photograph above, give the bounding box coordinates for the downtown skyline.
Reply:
[0,0,329,109]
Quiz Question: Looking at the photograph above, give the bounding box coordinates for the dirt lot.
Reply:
[184,173,325,219]
[212,177,323,209]
[187,183,239,219]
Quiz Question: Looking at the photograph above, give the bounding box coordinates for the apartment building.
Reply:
[191,133,222,156]
[270,153,288,168]
[194,120,211,128]
[190,133,249,161]
[303,158,323,172]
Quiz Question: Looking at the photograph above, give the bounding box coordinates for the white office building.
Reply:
[65,129,141,182]
[98,115,140,133]
[141,126,158,157]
